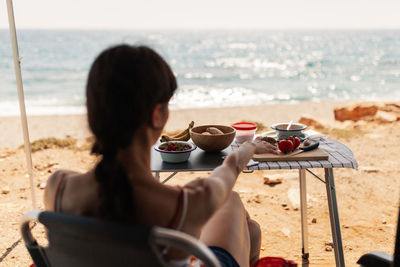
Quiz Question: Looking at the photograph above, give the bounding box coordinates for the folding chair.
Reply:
[357,204,400,267]
[21,210,221,267]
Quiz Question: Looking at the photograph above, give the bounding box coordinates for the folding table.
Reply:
[152,138,358,267]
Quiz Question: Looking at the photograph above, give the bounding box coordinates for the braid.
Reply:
[94,145,134,222]
[86,45,177,222]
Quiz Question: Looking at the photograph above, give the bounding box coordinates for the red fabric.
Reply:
[189,256,206,267]
[251,257,297,267]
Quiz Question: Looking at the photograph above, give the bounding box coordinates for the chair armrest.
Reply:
[357,251,393,267]
[20,210,50,267]
[20,210,41,246]
[152,227,221,267]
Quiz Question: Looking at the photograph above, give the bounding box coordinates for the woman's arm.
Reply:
[206,141,256,206]
[43,170,63,210]
[183,142,256,231]
[43,169,77,210]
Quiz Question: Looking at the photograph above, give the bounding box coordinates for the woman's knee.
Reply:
[228,191,244,207]
[218,191,248,225]
[248,218,261,241]
[248,218,262,264]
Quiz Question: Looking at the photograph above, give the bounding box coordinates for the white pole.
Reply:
[6,0,37,209]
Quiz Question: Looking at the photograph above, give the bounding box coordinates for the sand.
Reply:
[0,101,399,266]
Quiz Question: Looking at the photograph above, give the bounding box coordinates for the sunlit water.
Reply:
[1,29,399,116]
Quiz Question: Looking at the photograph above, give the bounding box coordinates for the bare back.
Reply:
[44,169,209,237]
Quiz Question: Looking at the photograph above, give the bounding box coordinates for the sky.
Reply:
[1,0,400,30]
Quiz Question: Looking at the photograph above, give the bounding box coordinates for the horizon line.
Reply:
[1,27,400,31]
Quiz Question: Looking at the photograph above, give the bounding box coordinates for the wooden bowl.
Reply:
[190,125,236,152]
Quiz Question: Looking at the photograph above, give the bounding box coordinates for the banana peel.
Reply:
[160,121,194,142]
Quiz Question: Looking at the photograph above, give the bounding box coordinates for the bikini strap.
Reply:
[168,187,188,231]
[175,188,188,231]
[53,173,67,212]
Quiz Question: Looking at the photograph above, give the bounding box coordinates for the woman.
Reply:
[44,45,273,267]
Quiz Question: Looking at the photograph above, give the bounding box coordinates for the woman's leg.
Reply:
[200,191,259,267]
[248,218,262,265]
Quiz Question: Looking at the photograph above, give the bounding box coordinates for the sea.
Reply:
[0,29,400,116]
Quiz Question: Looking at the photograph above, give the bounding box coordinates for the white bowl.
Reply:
[270,123,307,140]
[154,141,197,163]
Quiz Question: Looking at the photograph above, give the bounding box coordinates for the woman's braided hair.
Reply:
[86,45,176,221]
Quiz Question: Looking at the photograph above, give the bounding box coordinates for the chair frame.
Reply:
[357,204,400,267]
[21,210,221,267]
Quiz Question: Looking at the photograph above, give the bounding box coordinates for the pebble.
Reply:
[287,188,301,211]
[281,202,287,207]
[263,176,282,185]
[284,207,290,210]
[1,186,10,194]
[311,218,317,223]
[281,228,291,237]
[382,221,387,224]
[39,182,47,190]
[325,240,334,247]
[325,246,333,252]
[359,166,380,173]
[343,225,349,228]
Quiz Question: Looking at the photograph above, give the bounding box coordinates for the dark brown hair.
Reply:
[86,45,176,221]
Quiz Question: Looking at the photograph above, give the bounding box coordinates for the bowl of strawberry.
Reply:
[278,136,301,154]
[154,141,197,163]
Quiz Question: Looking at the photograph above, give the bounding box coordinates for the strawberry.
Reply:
[167,144,178,151]
[288,136,295,151]
[287,136,301,151]
[278,139,293,153]
[294,137,301,150]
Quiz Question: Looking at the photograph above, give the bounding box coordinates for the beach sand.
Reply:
[0,101,399,266]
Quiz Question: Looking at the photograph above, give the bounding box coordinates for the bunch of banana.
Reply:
[160,121,194,142]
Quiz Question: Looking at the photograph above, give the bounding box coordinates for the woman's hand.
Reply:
[252,138,278,154]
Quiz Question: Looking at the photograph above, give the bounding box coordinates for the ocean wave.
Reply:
[0,100,86,117]
[1,29,400,116]
[170,86,278,109]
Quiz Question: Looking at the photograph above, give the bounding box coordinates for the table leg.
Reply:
[162,172,178,184]
[324,168,345,267]
[299,169,309,260]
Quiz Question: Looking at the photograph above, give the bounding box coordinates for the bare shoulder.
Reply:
[43,169,78,210]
